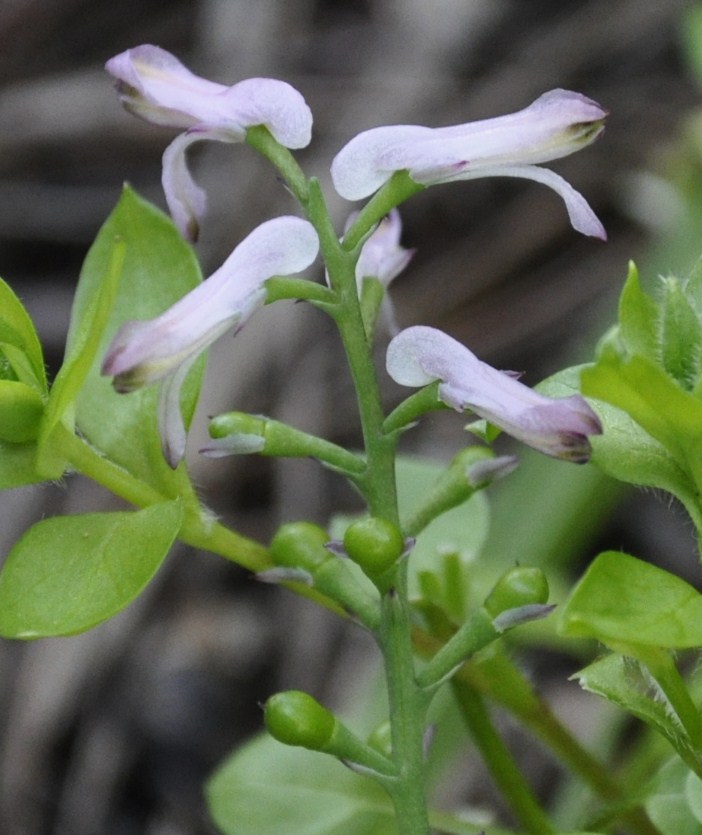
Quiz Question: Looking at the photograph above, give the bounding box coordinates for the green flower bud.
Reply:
[270,522,331,572]
[343,517,404,580]
[205,411,365,475]
[484,566,549,618]
[264,690,336,751]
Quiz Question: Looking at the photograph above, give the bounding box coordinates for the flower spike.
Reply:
[106,45,313,239]
[386,326,602,463]
[102,216,319,466]
[331,89,607,239]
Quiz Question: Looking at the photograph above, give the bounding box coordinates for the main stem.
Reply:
[305,184,429,833]
[247,137,430,832]
[379,566,431,834]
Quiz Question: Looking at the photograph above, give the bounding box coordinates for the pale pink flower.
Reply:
[106,45,313,240]
[331,89,607,239]
[102,216,319,466]
[386,326,602,462]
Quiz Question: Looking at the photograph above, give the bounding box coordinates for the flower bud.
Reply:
[484,566,550,618]
[270,522,331,572]
[343,517,405,582]
[264,690,336,751]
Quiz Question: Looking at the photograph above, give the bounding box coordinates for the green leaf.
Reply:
[574,654,694,761]
[207,731,518,835]
[645,757,702,835]
[684,256,702,320]
[36,235,125,478]
[586,396,702,533]
[43,186,205,488]
[582,348,702,508]
[207,734,395,835]
[0,381,44,442]
[0,277,47,392]
[559,550,702,649]
[0,440,43,489]
[0,500,182,637]
[547,362,702,533]
[618,261,660,362]
[660,276,702,389]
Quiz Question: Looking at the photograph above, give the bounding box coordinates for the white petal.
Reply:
[331,125,432,200]
[162,130,209,242]
[158,354,198,468]
[450,164,606,239]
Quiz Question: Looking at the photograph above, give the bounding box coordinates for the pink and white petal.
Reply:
[213,215,320,298]
[161,131,209,241]
[331,125,433,200]
[106,45,227,128]
[451,164,606,240]
[386,325,460,387]
[224,78,313,148]
[158,353,200,468]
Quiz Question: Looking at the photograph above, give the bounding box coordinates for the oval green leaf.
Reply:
[559,551,702,649]
[207,733,395,835]
[46,186,205,488]
[0,500,182,638]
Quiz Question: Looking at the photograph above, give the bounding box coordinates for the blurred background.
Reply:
[1,0,702,832]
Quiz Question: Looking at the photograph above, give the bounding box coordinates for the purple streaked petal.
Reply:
[102,216,319,389]
[331,125,432,201]
[103,217,319,465]
[161,130,209,242]
[330,89,606,240]
[106,46,313,147]
[449,164,606,240]
[355,209,415,288]
[158,352,199,468]
[106,45,226,128]
[387,326,602,462]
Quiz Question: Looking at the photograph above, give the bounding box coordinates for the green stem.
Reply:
[247,131,430,831]
[305,179,399,518]
[342,172,423,251]
[451,678,554,834]
[60,429,269,572]
[416,609,499,690]
[378,566,431,835]
[245,125,309,203]
[645,648,702,753]
[455,650,661,835]
[301,179,430,830]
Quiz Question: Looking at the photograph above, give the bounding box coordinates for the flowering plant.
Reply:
[3,44,702,835]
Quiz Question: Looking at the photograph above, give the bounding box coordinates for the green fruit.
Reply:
[264,690,336,750]
[270,522,330,571]
[484,566,549,617]
[343,517,404,578]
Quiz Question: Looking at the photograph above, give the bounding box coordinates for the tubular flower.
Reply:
[386,326,602,463]
[106,45,313,240]
[349,208,414,334]
[353,209,415,291]
[102,216,319,466]
[331,89,607,239]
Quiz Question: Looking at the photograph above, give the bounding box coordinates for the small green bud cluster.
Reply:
[269,522,380,629]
